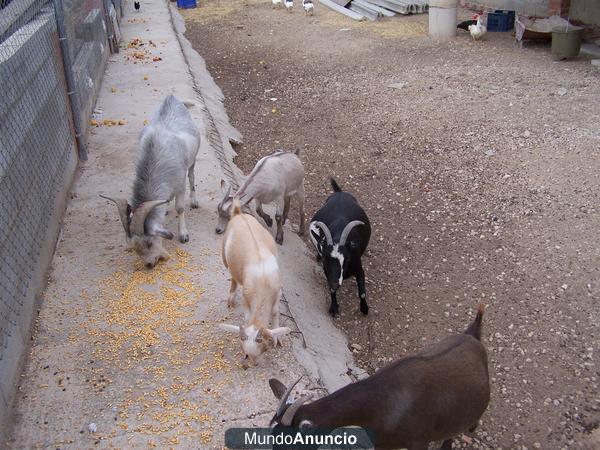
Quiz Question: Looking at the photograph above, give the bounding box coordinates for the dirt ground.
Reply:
[183,1,600,448]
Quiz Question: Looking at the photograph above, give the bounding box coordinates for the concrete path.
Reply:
[8,0,363,448]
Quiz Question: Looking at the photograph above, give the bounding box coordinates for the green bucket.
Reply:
[551,25,584,60]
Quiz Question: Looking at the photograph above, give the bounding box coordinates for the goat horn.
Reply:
[281,394,313,426]
[130,199,169,235]
[339,220,365,246]
[312,221,333,246]
[275,376,303,419]
[100,194,131,238]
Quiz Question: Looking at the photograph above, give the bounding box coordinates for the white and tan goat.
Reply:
[220,200,290,367]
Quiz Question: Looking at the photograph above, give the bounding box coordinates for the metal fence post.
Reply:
[52,0,88,161]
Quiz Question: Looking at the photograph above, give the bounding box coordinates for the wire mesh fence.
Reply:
[0,0,119,419]
[0,0,76,362]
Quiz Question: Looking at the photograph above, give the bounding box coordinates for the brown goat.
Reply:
[269,304,489,449]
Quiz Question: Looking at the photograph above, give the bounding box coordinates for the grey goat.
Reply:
[101,95,200,268]
[216,150,305,245]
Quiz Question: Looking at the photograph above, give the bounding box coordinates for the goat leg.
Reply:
[188,163,199,208]
[227,279,238,308]
[329,290,339,316]
[282,197,291,225]
[176,193,189,243]
[275,197,285,245]
[356,265,369,315]
[296,186,305,236]
[256,203,273,228]
[272,304,282,347]
[440,439,453,450]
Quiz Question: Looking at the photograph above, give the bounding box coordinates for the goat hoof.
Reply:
[329,305,339,317]
[360,302,369,315]
[179,234,189,243]
[265,218,273,228]
[190,200,199,209]
[276,235,283,245]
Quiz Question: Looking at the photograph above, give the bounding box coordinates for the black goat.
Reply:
[268,305,490,450]
[309,178,371,316]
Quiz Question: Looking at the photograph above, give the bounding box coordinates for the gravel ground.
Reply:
[184,1,600,447]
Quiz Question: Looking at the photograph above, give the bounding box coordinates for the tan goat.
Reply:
[220,199,290,367]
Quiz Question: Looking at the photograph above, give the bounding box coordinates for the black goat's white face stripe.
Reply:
[330,244,344,286]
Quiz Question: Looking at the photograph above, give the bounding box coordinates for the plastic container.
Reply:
[429,0,458,40]
[551,25,584,59]
[176,0,196,9]
[487,10,515,32]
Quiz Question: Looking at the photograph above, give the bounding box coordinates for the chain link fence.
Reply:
[0,0,121,434]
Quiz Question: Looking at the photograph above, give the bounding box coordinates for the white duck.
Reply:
[468,14,487,41]
[284,0,293,12]
[303,0,313,15]
[272,0,282,8]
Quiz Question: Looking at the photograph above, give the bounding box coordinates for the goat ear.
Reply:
[299,420,314,431]
[218,324,240,334]
[270,327,291,340]
[269,378,288,400]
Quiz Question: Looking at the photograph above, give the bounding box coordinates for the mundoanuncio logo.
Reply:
[224,427,374,449]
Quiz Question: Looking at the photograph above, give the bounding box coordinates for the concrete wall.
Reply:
[461,0,550,17]
[570,0,600,26]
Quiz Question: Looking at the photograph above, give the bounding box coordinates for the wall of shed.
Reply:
[570,0,600,27]
[461,0,550,17]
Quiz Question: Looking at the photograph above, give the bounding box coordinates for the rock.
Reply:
[387,82,407,90]
[557,88,567,96]
[351,343,363,351]
[88,422,97,433]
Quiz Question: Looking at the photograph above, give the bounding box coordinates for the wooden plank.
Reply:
[329,0,352,5]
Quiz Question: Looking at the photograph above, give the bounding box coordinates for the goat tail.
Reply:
[230,198,242,218]
[464,303,485,341]
[330,177,342,192]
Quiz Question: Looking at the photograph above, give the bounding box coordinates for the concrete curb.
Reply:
[168,3,367,394]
